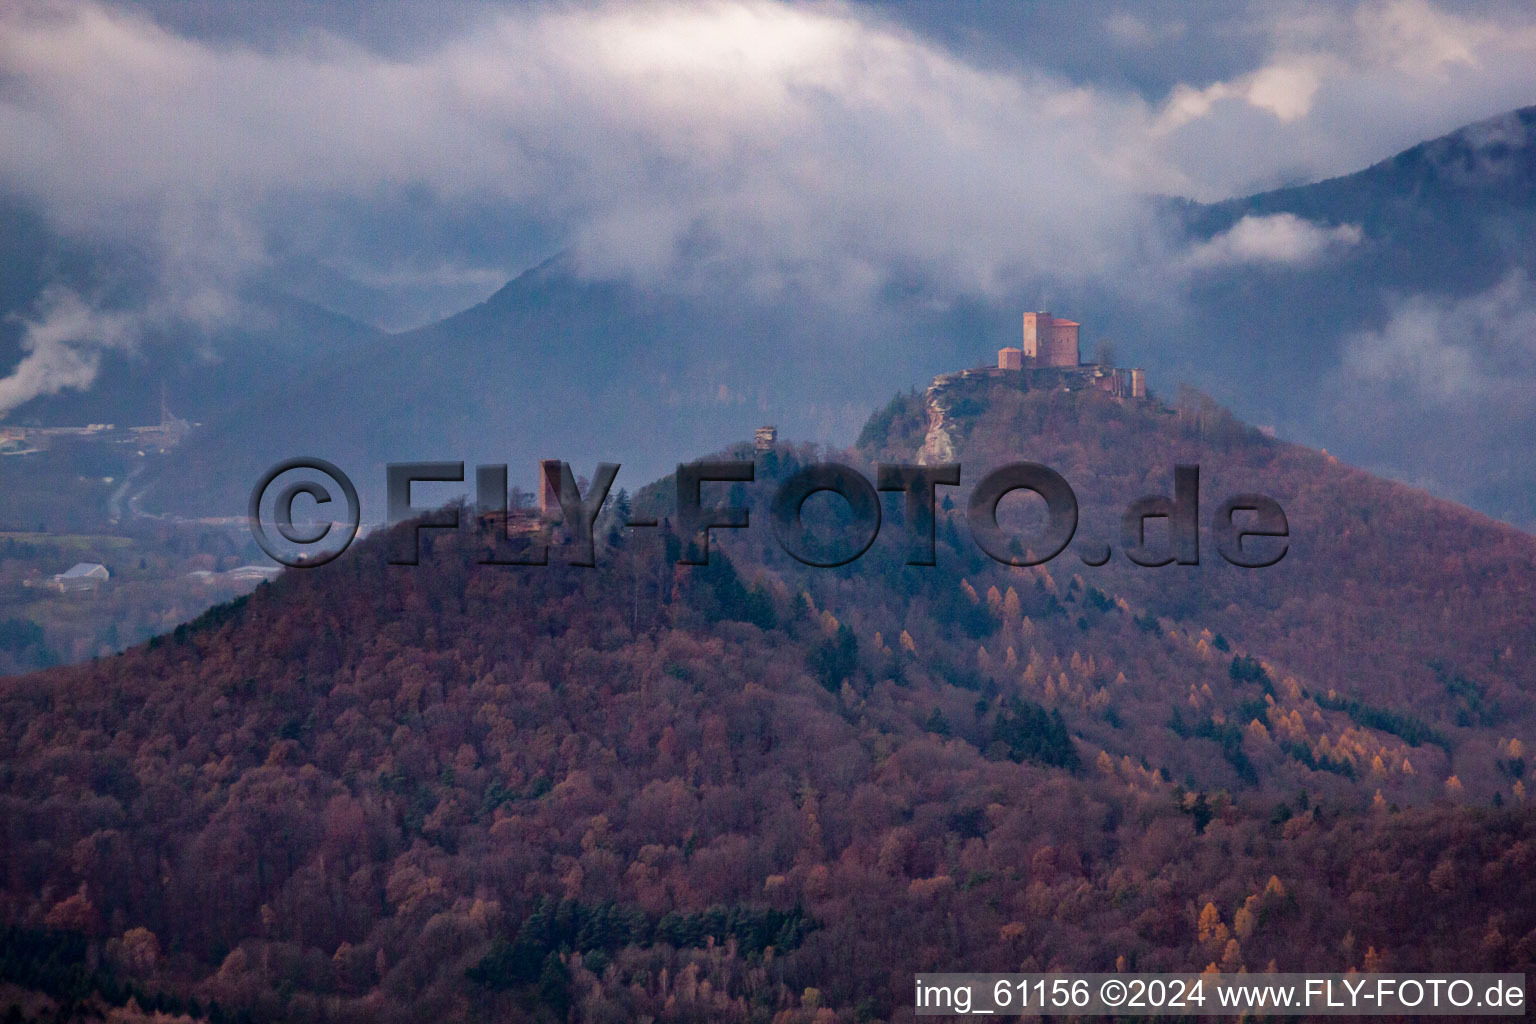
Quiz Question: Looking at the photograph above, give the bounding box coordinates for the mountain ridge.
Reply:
[1183,104,1536,235]
[0,101,1508,528]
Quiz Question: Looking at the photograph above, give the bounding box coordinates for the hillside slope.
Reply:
[1161,104,1536,525]
[141,256,988,518]
[2,383,1535,1022]
[1183,104,1536,294]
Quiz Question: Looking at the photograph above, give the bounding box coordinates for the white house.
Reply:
[225,565,282,583]
[53,562,110,592]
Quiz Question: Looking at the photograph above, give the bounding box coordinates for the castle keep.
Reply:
[1016,311,1080,367]
[994,310,1145,399]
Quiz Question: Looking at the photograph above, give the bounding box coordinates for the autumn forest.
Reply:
[2,381,1535,1022]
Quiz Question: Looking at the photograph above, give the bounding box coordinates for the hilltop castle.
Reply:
[1001,311,1080,369]
[995,310,1145,399]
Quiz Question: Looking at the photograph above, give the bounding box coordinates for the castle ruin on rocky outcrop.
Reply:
[995,311,1145,399]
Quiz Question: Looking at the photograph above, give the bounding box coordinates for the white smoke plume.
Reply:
[0,288,139,416]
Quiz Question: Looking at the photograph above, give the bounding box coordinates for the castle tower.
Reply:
[1044,318,1080,367]
[1020,312,1052,362]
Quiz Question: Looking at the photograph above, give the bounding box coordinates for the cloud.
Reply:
[1145,0,1536,198]
[0,0,1535,411]
[1321,270,1536,523]
[0,274,244,415]
[1339,271,1536,403]
[1,0,1531,288]
[1182,213,1362,270]
[1101,13,1187,50]
[1160,60,1330,129]
[1353,0,1496,74]
[0,288,139,415]
[0,1,1167,301]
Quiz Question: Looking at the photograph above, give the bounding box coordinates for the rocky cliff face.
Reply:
[914,374,961,465]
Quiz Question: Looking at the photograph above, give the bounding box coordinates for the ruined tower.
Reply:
[1020,311,1050,362]
[1020,312,1080,367]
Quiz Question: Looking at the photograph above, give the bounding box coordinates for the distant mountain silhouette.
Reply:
[0,196,383,430]
[143,254,997,517]
[11,106,1536,526]
[1187,105,1536,254]
[1144,104,1536,524]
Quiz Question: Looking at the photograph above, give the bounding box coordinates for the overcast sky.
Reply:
[2,0,1535,414]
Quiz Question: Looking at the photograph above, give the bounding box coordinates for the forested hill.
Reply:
[2,381,1535,1022]
[852,375,1536,782]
